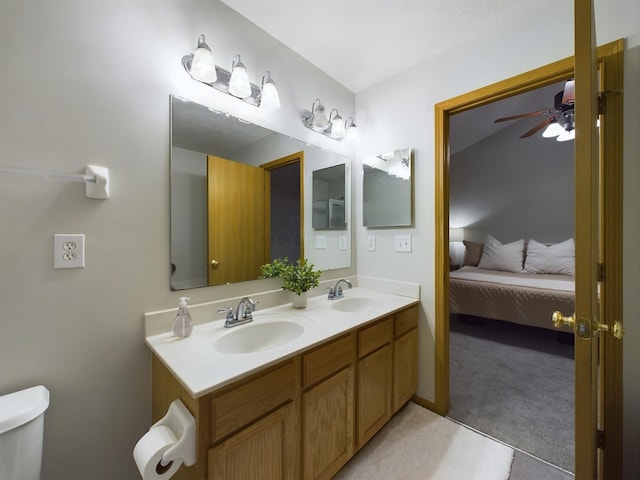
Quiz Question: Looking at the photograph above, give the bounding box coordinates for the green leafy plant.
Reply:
[260,257,322,295]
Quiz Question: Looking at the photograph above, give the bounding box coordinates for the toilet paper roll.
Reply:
[133,426,182,480]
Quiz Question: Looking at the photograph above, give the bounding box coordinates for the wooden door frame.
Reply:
[261,151,305,262]
[434,40,623,473]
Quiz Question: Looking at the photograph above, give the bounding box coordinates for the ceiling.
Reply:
[221,0,550,93]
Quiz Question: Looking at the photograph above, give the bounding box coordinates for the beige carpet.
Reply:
[335,402,514,480]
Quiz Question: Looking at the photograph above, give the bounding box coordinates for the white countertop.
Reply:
[145,287,419,398]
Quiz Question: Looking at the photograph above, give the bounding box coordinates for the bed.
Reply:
[449,236,575,332]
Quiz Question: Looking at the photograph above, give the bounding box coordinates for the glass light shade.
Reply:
[190,47,217,83]
[260,79,280,109]
[228,60,252,98]
[311,104,329,131]
[542,121,565,138]
[345,123,360,144]
[556,129,575,142]
[330,115,346,139]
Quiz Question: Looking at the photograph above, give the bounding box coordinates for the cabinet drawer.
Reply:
[210,359,298,443]
[303,334,355,388]
[394,304,418,338]
[358,317,392,358]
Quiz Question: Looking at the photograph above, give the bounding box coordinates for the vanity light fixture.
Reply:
[182,34,281,109]
[301,99,359,143]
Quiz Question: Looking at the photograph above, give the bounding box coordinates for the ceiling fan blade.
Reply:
[520,115,557,138]
[494,108,558,123]
[562,80,575,105]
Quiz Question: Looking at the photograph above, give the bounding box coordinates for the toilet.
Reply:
[0,385,50,480]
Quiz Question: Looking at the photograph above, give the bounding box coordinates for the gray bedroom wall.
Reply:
[449,118,574,245]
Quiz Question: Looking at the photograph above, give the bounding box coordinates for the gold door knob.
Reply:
[552,311,575,330]
[211,259,219,269]
[594,319,625,340]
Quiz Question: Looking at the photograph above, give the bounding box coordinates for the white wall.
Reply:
[0,1,354,479]
[355,0,640,477]
[450,119,574,244]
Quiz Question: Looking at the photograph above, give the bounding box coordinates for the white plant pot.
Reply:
[291,291,308,309]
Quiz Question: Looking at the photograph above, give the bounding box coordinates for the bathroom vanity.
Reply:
[146,288,418,480]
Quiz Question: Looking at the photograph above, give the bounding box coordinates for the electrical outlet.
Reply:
[315,235,326,249]
[54,234,85,269]
[395,234,412,252]
[367,235,376,252]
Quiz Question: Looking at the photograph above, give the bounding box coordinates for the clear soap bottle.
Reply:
[173,296,193,338]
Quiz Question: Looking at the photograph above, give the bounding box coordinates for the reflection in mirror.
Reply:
[363,147,413,227]
[170,95,351,291]
[312,164,346,230]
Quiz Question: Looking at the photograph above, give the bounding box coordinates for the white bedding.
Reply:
[449,266,574,292]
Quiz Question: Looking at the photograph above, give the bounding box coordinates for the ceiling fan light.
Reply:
[542,120,565,138]
[556,129,575,142]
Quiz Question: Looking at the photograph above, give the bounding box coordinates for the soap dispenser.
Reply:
[173,297,193,338]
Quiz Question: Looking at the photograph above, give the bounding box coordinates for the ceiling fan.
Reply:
[494,80,575,140]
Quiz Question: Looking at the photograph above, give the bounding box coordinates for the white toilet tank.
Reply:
[0,385,50,480]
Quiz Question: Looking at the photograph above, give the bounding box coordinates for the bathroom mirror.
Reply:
[170,95,351,291]
[363,147,413,227]
[312,164,346,230]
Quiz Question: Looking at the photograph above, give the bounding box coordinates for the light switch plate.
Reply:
[315,235,326,249]
[367,235,376,252]
[339,235,348,250]
[54,234,85,269]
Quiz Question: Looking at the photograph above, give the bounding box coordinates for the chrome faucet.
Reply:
[327,278,352,300]
[218,297,258,328]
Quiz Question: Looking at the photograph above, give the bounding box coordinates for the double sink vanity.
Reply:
[145,285,419,480]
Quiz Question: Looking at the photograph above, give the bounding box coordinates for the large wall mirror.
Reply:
[363,147,413,227]
[170,95,351,291]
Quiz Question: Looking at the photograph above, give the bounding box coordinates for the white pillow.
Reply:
[524,238,575,275]
[477,235,525,273]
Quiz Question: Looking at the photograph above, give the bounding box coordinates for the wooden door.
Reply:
[573,1,624,477]
[207,155,267,285]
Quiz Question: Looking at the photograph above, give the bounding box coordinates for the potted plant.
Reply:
[260,257,322,308]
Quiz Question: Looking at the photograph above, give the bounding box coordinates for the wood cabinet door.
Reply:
[393,329,418,413]
[302,366,354,480]
[208,402,298,480]
[357,344,392,448]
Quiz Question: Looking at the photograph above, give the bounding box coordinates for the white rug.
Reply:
[335,402,514,480]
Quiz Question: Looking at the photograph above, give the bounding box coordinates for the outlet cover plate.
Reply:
[395,234,412,253]
[54,234,85,269]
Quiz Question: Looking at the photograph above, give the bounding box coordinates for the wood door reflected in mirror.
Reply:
[363,147,413,227]
[170,95,351,291]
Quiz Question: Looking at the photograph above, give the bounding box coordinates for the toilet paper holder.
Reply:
[152,399,196,469]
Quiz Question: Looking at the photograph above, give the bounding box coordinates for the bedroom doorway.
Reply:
[446,78,577,473]
[434,37,624,476]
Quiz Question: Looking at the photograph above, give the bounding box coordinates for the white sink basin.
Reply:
[331,296,385,313]
[213,319,307,354]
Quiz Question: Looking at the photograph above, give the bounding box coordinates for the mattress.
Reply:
[449,266,575,332]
